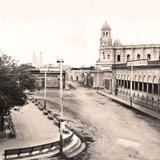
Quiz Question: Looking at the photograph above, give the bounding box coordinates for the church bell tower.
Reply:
[98,21,113,68]
[100,21,112,48]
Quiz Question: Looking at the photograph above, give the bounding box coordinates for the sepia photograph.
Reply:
[0,0,160,160]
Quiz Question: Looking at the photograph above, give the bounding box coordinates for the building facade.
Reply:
[96,21,160,110]
[30,68,66,89]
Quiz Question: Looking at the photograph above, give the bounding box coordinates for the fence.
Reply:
[4,132,74,159]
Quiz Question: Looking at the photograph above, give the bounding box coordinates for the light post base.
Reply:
[130,97,132,107]
[44,99,46,109]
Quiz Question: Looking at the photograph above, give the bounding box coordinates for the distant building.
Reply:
[32,52,43,68]
[30,67,66,89]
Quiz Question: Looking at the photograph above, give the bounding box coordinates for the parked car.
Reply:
[38,104,44,110]
[43,108,48,115]
[47,109,54,120]
[34,99,39,106]
[53,114,61,126]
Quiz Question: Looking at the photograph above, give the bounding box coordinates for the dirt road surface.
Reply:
[37,87,160,160]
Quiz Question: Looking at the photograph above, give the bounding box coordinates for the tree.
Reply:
[0,54,36,134]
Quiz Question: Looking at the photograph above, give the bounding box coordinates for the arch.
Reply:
[152,76,159,95]
[147,54,151,60]
[121,74,124,80]
[137,54,140,60]
[134,75,138,81]
[142,75,146,93]
[138,75,142,82]
[147,75,152,94]
[124,75,127,80]
[116,74,121,79]
[143,75,148,83]
[153,76,158,84]
[147,75,152,83]
[127,54,130,61]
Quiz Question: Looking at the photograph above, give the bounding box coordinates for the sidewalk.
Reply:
[0,102,59,159]
[98,91,160,120]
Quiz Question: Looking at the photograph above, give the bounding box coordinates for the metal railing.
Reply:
[4,132,74,159]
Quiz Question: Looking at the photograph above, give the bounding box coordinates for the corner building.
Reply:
[97,21,160,111]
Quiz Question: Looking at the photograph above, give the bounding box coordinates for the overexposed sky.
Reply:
[0,0,160,67]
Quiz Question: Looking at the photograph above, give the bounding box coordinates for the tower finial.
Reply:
[102,21,111,30]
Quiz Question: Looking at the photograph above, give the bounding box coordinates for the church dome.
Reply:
[101,21,111,30]
[114,39,121,46]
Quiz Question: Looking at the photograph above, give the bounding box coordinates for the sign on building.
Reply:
[127,59,148,67]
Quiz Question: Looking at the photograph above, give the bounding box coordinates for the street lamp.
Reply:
[44,67,47,109]
[57,58,64,155]
[130,65,133,107]
[96,61,100,93]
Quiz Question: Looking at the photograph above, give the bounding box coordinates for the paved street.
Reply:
[37,86,160,160]
[0,102,59,159]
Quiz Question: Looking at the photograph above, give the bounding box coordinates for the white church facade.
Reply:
[95,21,160,111]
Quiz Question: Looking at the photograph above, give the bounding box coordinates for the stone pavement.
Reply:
[98,90,160,120]
[0,102,59,159]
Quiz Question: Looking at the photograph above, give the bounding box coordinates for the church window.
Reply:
[147,54,151,60]
[127,54,130,61]
[137,54,140,60]
[103,32,105,36]
[107,54,110,59]
[117,55,121,62]
[102,52,105,59]
[106,32,108,36]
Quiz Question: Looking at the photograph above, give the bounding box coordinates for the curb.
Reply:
[98,91,160,120]
[32,98,86,159]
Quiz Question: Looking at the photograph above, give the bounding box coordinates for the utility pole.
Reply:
[57,58,64,155]
[44,68,47,109]
[130,65,133,107]
[96,61,100,93]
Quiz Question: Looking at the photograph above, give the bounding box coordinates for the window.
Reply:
[127,54,130,61]
[148,83,152,93]
[124,80,127,88]
[103,32,105,36]
[106,32,108,36]
[135,81,138,90]
[147,54,151,60]
[107,54,110,59]
[154,84,158,94]
[117,55,121,62]
[128,81,130,89]
[105,79,110,90]
[144,83,147,92]
[137,54,140,60]
[116,80,119,86]
[139,82,142,91]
